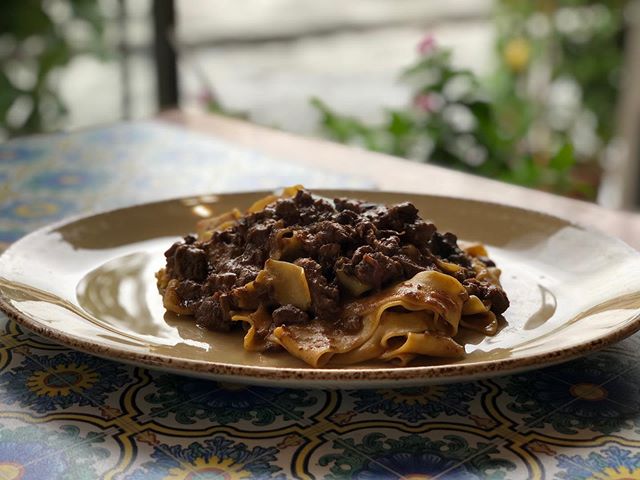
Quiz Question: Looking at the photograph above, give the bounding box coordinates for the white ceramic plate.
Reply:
[1,190,639,388]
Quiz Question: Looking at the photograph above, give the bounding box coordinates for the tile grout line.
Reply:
[433,367,638,480]
[538,362,640,480]
[542,357,635,389]
[46,373,228,476]
[250,387,486,480]
[507,390,625,480]
[432,437,513,480]
[248,388,368,478]
[13,351,222,477]
[2,346,135,470]
[6,323,639,479]
[21,427,120,470]
[330,431,407,480]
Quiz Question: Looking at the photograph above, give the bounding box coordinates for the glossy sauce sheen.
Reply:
[159,189,508,349]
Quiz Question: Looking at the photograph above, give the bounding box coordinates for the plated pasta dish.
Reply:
[156,186,509,367]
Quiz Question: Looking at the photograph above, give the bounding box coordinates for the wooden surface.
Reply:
[161,110,640,249]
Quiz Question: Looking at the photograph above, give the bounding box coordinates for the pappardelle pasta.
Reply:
[157,187,509,367]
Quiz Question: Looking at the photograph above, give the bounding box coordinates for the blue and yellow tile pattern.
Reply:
[1,122,639,479]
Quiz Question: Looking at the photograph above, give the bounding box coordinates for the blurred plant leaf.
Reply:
[70,0,106,34]
[0,71,20,116]
[549,143,575,171]
[0,1,53,39]
[1,0,109,137]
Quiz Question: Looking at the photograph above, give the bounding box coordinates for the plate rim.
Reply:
[1,189,640,385]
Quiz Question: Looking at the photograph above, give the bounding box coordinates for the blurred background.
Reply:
[1,0,639,208]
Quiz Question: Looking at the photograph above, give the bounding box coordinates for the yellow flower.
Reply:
[164,457,252,480]
[27,363,98,397]
[504,38,531,72]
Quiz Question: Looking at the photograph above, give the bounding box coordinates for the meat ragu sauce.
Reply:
[160,189,509,338]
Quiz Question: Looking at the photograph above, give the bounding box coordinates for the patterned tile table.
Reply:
[1,122,640,479]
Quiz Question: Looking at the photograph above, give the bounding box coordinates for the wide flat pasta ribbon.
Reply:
[243,270,468,367]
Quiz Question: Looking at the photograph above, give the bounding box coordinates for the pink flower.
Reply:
[417,34,436,56]
[414,93,438,112]
[197,89,217,107]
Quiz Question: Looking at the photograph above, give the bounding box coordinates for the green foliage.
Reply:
[0,0,108,138]
[312,42,582,196]
[313,1,628,198]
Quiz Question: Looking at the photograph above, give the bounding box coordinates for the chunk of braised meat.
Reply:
[291,190,335,225]
[355,221,377,245]
[246,221,276,246]
[428,232,471,267]
[372,234,401,256]
[395,254,429,278]
[404,221,436,245]
[337,245,405,291]
[335,208,359,225]
[163,189,509,335]
[294,189,315,207]
[463,279,510,315]
[294,258,341,321]
[318,243,341,270]
[272,305,310,326]
[334,198,362,213]
[165,241,209,281]
[195,292,234,331]
[353,251,404,291]
[477,256,496,267]
[202,272,238,295]
[176,280,202,305]
[370,202,419,231]
[301,221,354,257]
[274,198,300,225]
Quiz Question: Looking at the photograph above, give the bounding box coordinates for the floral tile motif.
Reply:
[446,438,538,480]
[540,351,635,386]
[21,169,110,193]
[0,347,46,411]
[247,386,330,423]
[108,432,169,480]
[143,380,325,430]
[133,372,220,420]
[0,197,78,224]
[515,438,640,480]
[0,350,133,414]
[0,144,44,164]
[490,354,640,438]
[555,443,640,480]
[304,431,393,479]
[328,384,506,438]
[315,428,517,480]
[0,419,117,480]
[0,316,22,340]
[124,430,288,480]
[3,122,640,479]
[345,382,484,423]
